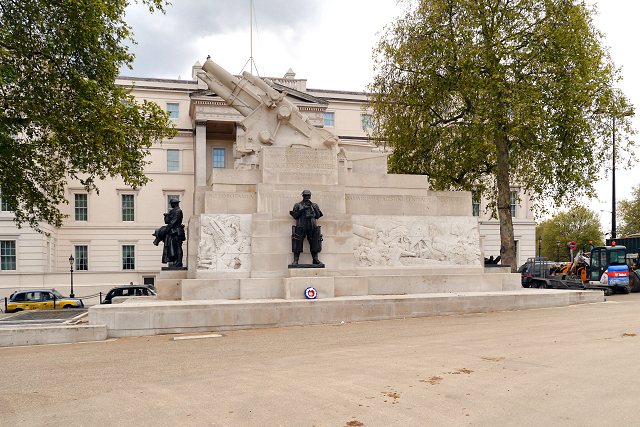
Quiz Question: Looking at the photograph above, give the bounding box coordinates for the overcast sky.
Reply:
[122,0,640,232]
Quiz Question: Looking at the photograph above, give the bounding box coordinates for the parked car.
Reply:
[5,289,84,313]
[519,260,556,288]
[101,285,157,304]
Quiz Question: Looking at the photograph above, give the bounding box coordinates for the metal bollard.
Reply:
[4,297,6,313]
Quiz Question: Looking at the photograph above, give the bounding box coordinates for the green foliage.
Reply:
[369,0,634,269]
[0,0,176,231]
[536,206,604,261]
[618,185,640,237]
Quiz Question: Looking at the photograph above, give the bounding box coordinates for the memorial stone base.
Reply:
[92,144,599,338]
[79,58,605,341]
[154,146,522,302]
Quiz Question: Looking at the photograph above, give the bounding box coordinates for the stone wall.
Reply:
[183,146,483,291]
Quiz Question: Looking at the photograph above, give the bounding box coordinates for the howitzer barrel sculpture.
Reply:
[197,59,338,161]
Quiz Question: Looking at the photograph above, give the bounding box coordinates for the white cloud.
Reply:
[121,0,640,230]
[123,0,402,90]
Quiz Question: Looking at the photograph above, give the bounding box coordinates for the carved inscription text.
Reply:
[262,147,336,171]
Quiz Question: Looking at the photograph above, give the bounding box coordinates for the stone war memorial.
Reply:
[162,58,514,301]
[88,59,602,338]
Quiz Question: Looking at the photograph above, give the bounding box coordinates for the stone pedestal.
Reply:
[156,269,189,301]
[284,268,334,299]
[284,278,335,300]
[168,145,496,303]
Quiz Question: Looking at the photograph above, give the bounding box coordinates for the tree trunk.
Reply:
[495,133,517,272]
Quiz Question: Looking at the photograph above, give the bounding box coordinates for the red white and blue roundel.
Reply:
[305,287,317,299]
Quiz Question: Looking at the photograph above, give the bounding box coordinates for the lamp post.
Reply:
[69,254,75,298]
[556,240,560,262]
[612,114,617,239]
[538,236,542,259]
[606,105,633,239]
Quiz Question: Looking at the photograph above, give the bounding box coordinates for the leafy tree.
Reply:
[618,185,640,237]
[536,206,603,262]
[0,0,177,231]
[369,0,634,271]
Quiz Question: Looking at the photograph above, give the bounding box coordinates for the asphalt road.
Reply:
[1,292,639,427]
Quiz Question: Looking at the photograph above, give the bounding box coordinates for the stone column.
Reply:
[195,120,207,187]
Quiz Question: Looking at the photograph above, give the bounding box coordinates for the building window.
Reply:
[0,190,14,212]
[1,240,16,271]
[213,148,225,169]
[167,149,180,172]
[143,277,155,287]
[122,194,135,222]
[361,114,372,129]
[167,195,180,212]
[510,191,517,218]
[324,112,334,127]
[74,245,88,271]
[472,192,481,217]
[122,245,135,270]
[74,194,87,222]
[167,103,179,119]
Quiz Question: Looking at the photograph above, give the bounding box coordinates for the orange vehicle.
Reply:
[554,253,589,282]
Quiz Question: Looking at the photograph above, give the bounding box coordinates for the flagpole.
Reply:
[250,0,253,74]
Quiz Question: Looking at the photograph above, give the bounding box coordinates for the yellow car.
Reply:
[5,289,84,313]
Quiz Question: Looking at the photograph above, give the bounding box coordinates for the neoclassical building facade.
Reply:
[0,62,536,300]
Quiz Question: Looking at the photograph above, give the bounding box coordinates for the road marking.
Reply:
[171,334,223,341]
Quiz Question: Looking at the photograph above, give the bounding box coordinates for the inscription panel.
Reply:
[262,147,337,170]
[261,147,338,185]
[345,194,436,216]
[209,193,256,199]
[204,192,257,214]
[345,193,470,216]
[257,189,346,215]
[193,103,244,122]
[435,192,470,216]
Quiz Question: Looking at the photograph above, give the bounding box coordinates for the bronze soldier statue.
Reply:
[290,190,323,266]
[153,198,186,268]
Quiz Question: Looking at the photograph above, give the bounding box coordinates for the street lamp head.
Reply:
[69,254,74,266]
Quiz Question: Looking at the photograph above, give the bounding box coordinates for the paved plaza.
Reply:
[1,293,639,427]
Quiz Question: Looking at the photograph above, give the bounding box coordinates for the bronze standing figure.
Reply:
[290,190,323,266]
[153,198,186,267]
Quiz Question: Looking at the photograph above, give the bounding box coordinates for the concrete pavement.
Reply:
[1,293,639,427]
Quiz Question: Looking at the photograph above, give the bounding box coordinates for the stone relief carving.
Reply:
[352,216,481,267]
[337,147,352,171]
[197,214,252,271]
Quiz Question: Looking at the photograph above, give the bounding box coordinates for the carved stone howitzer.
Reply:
[197,59,338,166]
